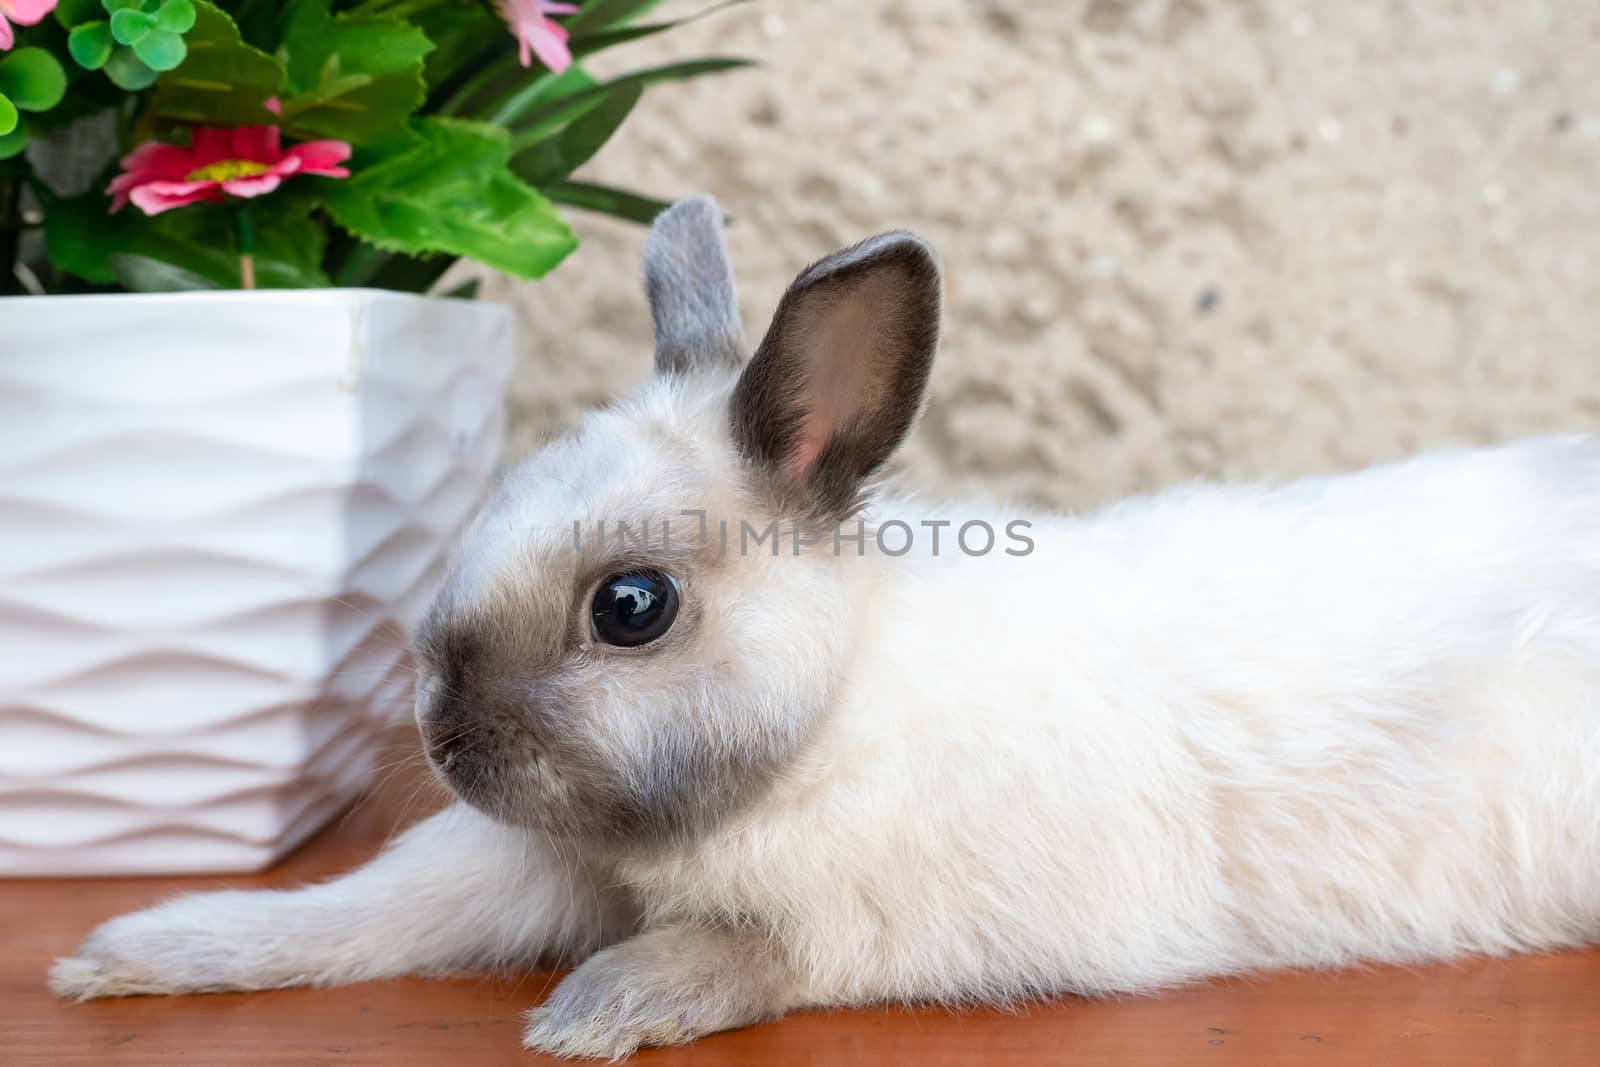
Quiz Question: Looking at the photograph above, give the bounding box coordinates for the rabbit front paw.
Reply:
[522,924,793,1059]
[50,889,314,1000]
[51,903,245,999]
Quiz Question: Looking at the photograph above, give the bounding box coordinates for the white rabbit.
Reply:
[53,197,1600,1059]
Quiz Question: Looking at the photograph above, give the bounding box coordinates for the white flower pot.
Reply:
[0,290,515,876]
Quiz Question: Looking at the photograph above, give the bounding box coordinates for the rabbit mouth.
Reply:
[419,722,490,801]
[420,727,537,829]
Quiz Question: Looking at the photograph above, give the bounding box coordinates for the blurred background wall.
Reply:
[476,0,1600,510]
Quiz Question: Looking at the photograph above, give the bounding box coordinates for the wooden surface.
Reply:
[5,732,1599,1066]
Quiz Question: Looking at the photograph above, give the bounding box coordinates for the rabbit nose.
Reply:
[416,673,474,769]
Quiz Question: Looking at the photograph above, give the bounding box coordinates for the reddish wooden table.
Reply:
[5,731,1597,1065]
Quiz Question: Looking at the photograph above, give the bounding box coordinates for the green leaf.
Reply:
[321,117,577,281]
[108,254,224,291]
[45,193,329,291]
[108,7,153,45]
[101,0,145,13]
[543,179,668,225]
[485,61,594,127]
[133,30,187,71]
[149,0,280,126]
[0,115,23,155]
[68,22,116,70]
[55,0,106,27]
[109,0,195,70]
[43,199,124,285]
[155,0,196,34]
[412,1,500,92]
[508,58,752,149]
[0,95,16,138]
[362,251,453,292]
[0,48,69,112]
[511,81,639,186]
[277,0,433,146]
[227,0,280,50]
[103,46,158,90]
[570,0,752,58]
[566,0,666,34]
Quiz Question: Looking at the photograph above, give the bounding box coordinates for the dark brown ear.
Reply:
[731,232,942,517]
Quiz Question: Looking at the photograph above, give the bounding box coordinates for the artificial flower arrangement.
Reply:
[0,0,748,294]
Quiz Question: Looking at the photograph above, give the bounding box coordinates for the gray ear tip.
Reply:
[649,195,724,239]
[643,195,743,374]
[675,193,722,215]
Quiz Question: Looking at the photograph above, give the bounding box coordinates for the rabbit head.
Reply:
[414,196,942,848]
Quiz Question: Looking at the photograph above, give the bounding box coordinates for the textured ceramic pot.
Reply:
[0,290,515,876]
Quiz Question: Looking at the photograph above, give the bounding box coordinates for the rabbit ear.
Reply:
[732,231,942,517]
[643,196,745,375]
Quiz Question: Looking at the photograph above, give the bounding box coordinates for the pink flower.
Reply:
[107,122,351,216]
[496,0,578,73]
[0,0,56,51]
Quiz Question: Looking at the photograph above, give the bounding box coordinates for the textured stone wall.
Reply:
[479,0,1600,510]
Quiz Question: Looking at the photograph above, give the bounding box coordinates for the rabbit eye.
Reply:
[591,570,680,648]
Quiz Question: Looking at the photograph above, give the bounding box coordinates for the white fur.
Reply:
[54,430,1600,1058]
[629,432,1600,1005]
[52,805,629,1000]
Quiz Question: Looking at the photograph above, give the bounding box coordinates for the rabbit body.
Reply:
[626,434,1600,1007]
[51,198,1600,1058]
